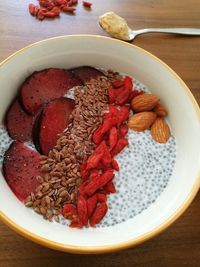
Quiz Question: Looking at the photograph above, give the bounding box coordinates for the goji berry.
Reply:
[109,126,118,150]
[111,138,128,157]
[124,76,133,90]
[61,5,76,12]
[119,124,129,137]
[77,195,88,225]
[87,194,98,218]
[29,3,36,16]
[80,162,89,181]
[108,85,115,104]
[44,11,58,17]
[89,203,108,227]
[101,141,112,167]
[117,106,130,125]
[115,87,130,105]
[51,6,60,15]
[84,169,114,196]
[97,193,107,203]
[104,181,116,194]
[85,149,104,170]
[93,125,103,144]
[37,9,45,20]
[111,159,119,171]
[72,0,78,4]
[69,220,83,228]
[34,5,40,16]
[129,90,144,101]
[112,80,125,89]
[83,1,92,7]
[62,204,77,220]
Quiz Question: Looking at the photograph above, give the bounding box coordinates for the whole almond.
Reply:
[153,103,168,117]
[151,118,170,143]
[131,94,160,112]
[128,112,157,132]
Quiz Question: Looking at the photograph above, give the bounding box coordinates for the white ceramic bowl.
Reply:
[0,35,199,254]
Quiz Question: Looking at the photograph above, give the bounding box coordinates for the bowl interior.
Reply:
[0,35,199,252]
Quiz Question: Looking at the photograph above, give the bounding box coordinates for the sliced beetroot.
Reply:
[20,68,82,114]
[3,142,41,201]
[71,66,104,83]
[5,99,36,142]
[36,97,75,155]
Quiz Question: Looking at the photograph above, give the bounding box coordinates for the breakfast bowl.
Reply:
[0,35,199,254]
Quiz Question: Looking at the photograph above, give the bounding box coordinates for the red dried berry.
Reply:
[29,3,35,16]
[109,127,118,150]
[84,169,114,196]
[44,11,58,17]
[87,194,98,218]
[111,159,119,171]
[111,138,128,157]
[62,204,77,220]
[97,193,107,203]
[101,141,112,167]
[90,203,108,227]
[108,85,115,104]
[77,195,88,225]
[117,106,130,126]
[83,1,92,7]
[115,87,130,105]
[62,5,76,12]
[124,76,133,90]
[112,80,125,89]
[104,181,116,194]
[129,90,144,101]
[34,5,40,16]
[69,220,83,228]
[119,124,129,137]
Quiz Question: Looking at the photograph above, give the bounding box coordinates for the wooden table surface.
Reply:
[0,0,200,266]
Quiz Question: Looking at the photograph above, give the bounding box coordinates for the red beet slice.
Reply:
[37,97,75,155]
[3,142,41,201]
[71,66,104,83]
[20,68,82,114]
[5,99,36,142]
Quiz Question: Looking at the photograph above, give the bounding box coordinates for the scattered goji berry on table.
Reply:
[61,6,76,12]
[89,203,108,227]
[83,1,92,8]
[29,3,36,15]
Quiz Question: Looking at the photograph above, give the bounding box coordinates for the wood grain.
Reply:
[0,0,200,266]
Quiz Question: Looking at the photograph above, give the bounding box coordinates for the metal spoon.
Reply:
[99,23,200,41]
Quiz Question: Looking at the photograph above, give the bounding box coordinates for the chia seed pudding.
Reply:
[0,67,176,228]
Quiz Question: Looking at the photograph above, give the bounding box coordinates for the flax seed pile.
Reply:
[24,74,118,221]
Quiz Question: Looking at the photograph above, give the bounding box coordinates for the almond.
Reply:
[151,118,170,143]
[131,94,160,112]
[128,112,157,132]
[153,103,168,117]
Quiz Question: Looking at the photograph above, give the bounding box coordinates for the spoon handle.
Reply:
[136,28,200,36]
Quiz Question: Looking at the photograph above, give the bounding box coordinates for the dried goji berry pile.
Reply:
[29,0,92,20]
[62,76,144,228]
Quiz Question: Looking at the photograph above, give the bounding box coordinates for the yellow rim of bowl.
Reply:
[0,35,199,254]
